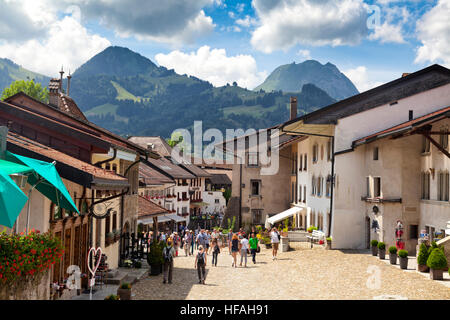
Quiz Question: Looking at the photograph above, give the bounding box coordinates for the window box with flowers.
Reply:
[113,230,120,242]
[0,229,64,300]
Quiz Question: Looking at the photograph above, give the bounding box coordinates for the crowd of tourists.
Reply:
[155,226,281,285]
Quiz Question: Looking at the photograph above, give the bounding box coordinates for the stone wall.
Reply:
[0,271,51,300]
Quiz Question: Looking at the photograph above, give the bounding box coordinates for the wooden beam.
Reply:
[422,133,450,159]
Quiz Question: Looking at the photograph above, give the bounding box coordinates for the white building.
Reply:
[281,64,450,251]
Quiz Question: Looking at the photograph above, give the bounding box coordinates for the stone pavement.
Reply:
[132,243,450,300]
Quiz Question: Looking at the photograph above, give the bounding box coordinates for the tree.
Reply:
[1,79,49,103]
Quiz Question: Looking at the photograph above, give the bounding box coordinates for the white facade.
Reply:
[203,191,227,214]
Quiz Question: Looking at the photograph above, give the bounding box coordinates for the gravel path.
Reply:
[133,243,450,300]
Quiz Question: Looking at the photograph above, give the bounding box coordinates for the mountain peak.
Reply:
[254,59,358,101]
[73,46,157,78]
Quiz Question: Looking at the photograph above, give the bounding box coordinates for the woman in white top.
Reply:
[239,234,249,267]
[270,227,280,260]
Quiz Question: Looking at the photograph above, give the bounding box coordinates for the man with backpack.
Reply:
[163,239,175,284]
[195,245,207,284]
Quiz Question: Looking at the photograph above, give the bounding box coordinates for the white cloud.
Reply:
[250,0,368,53]
[297,50,311,61]
[77,0,215,45]
[0,15,110,76]
[343,66,384,92]
[415,0,450,66]
[155,46,268,89]
[235,15,258,28]
[368,22,405,43]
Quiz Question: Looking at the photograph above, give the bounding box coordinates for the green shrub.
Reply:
[120,282,131,289]
[398,250,408,258]
[417,243,429,265]
[147,241,164,265]
[371,240,378,247]
[427,248,448,270]
[134,261,142,269]
[104,294,120,300]
[377,242,385,250]
[326,237,332,242]
[388,246,397,254]
[307,226,318,233]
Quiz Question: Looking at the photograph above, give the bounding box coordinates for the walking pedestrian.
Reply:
[195,245,207,284]
[211,239,220,266]
[173,232,180,257]
[183,230,191,256]
[270,227,280,260]
[239,234,249,267]
[205,230,211,255]
[227,229,233,255]
[249,232,259,264]
[230,233,239,268]
[162,239,175,284]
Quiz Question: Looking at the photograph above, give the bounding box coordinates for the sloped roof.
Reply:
[139,161,174,186]
[143,157,195,180]
[58,93,87,121]
[128,136,172,157]
[7,131,128,188]
[353,105,450,146]
[207,173,231,186]
[138,196,168,218]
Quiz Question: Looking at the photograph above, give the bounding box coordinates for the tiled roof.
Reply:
[138,196,168,218]
[58,93,87,121]
[7,132,128,184]
[139,161,174,185]
[353,105,450,146]
[128,136,172,156]
[144,157,195,180]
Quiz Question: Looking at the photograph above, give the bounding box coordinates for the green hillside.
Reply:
[0,58,51,93]
[65,46,348,138]
[254,60,359,101]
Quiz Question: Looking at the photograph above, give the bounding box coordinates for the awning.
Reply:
[282,120,334,137]
[138,215,172,225]
[165,214,186,223]
[267,206,302,225]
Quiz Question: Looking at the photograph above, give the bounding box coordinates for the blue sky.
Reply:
[0,0,449,92]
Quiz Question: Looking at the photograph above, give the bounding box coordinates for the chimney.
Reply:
[402,73,410,78]
[66,70,72,96]
[290,96,297,120]
[48,78,60,108]
[59,66,64,92]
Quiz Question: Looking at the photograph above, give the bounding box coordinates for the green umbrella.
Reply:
[0,171,28,228]
[6,152,79,214]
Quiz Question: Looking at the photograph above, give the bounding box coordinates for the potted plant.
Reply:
[417,243,430,272]
[371,240,378,256]
[307,226,317,233]
[398,250,408,269]
[326,237,332,250]
[113,229,120,242]
[427,248,448,280]
[377,242,386,259]
[263,236,272,249]
[388,246,397,265]
[147,241,164,275]
[104,294,120,300]
[117,282,132,300]
[134,261,142,269]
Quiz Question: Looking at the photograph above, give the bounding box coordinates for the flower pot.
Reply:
[371,246,378,256]
[117,288,131,300]
[417,264,429,273]
[326,240,332,250]
[265,243,272,249]
[149,264,161,276]
[389,253,397,265]
[378,249,386,260]
[430,268,444,280]
[399,257,408,269]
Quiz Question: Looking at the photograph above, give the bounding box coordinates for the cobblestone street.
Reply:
[133,243,450,300]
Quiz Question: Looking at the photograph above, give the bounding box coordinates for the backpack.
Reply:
[164,247,173,262]
[197,252,205,265]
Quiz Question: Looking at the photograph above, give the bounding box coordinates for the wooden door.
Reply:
[64,228,72,278]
